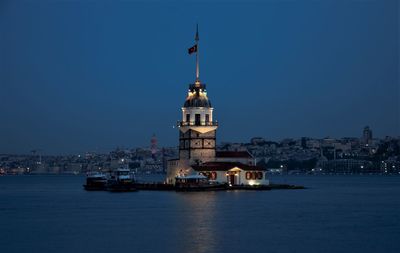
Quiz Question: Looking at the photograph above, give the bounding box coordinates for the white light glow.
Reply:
[248,180,260,186]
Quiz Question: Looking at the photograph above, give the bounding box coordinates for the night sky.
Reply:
[0,0,398,154]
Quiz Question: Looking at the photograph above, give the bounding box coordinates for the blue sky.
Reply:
[0,0,398,154]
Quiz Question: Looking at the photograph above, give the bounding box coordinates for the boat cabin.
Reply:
[110,168,135,182]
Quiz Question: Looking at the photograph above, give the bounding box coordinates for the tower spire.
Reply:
[195,24,200,82]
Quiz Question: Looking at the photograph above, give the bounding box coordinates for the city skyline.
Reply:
[1,0,399,154]
[0,127,395,156]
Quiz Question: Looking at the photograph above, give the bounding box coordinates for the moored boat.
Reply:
[107,168,137,192]
[83,172,108,191]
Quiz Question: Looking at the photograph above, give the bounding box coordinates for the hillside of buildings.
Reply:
[1,127,399,175]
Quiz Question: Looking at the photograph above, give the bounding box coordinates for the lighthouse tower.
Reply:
[166,25,218,182]
[166,26,269,186]
[179,80,218,162]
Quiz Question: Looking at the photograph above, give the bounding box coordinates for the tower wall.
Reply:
[179,129,216,162]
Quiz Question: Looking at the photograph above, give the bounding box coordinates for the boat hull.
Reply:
[83,184,107,191]
[83,177,108,191]
[107,179,137,192]
[107,184,137,192]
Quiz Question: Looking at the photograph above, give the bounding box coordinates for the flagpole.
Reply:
[195,24,199,81]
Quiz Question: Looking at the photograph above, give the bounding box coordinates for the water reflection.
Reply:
[176,192,218,253]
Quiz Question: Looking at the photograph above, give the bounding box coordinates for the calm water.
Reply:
[1,175,399,253]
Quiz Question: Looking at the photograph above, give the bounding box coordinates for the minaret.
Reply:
[178,25,218,164]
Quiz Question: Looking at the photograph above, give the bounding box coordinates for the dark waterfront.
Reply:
[1,175,399,253]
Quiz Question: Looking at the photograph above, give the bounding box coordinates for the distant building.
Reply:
[251,137,266,145]
[320,159,374,174]
[150,134,158,160]
[362,126,373,145]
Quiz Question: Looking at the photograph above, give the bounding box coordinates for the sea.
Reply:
[0,174,399,253]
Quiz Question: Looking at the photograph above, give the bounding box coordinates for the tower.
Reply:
[178,82,218,163]
[166,26,269,186]
[178,25,218,164]
[150,134,158,160]
[166,25,218,182]
[362,126,373,145]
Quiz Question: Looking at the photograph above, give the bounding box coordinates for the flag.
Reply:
[188,44,197,54]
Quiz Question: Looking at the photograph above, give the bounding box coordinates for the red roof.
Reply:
[216,151,253,158]
[192,162,265,171]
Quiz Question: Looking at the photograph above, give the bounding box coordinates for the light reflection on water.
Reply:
[178,192,217,253]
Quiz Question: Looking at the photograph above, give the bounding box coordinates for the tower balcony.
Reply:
[178,121,218,127]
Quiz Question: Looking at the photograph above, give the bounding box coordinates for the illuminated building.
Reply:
[166,27,269,186]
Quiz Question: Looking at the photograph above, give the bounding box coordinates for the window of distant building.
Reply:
[186,114,190,123]
[205,114,210,123]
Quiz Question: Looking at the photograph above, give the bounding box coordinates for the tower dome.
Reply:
[183,82,212,108]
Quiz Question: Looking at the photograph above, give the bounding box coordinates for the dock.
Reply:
[133,182,305,191]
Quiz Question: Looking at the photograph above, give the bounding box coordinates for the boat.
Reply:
[83,172,108,191]
[175,174,227,191]
[107,168,137,192]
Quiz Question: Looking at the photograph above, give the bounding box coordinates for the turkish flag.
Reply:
[188,44,197,54]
